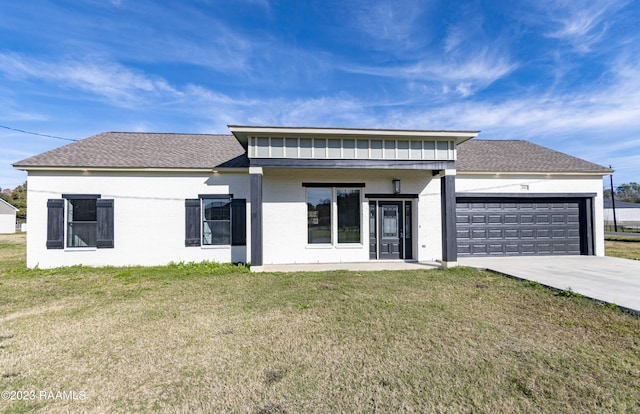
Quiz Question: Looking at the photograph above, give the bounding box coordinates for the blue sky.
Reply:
[1,0,639,189]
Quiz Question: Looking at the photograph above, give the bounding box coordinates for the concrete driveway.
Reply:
[459,256,640,314]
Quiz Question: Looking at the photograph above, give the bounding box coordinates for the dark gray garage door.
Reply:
[456,198,587,256]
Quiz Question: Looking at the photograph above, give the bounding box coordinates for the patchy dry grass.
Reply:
[1,233,639,413]
[606,237,640,260]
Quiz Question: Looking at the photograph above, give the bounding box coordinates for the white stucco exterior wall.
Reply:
[456,174,607,256]
[23,168,608,268]
[260,168,442,265]
[25,171,250,268]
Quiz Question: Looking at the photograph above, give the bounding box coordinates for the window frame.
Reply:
[305,186,362,247]
[66,197,99,248]
[336,188,362,244]
[307,187,333,245]
[201,196,232,246]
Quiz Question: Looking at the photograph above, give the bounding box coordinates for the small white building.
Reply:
[0,198,18,234]
[604,200,640,226]
[13,126,612,269]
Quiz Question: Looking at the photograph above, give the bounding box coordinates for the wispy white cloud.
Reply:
[0,102,48,122]
[240,0,270,9]
[342,48,517,97]
[348,0,431,47]
[529,0,628,53]
[0,53,182,105]
[442,5,486,54]
[606,153,640,178]
[443,25,465,55]
[339,0,517,98]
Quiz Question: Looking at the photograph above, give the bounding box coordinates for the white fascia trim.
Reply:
[15,167,249,173]
[457,171,611,177]
[229,125,480,145]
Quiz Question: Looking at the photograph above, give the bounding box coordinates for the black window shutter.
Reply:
[231,198,246,246]
[46,199,65,249]
[96,199,114,248]
[185,199,201,246]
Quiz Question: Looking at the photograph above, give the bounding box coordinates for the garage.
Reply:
[456,195,594,257]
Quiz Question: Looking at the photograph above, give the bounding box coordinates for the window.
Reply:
[313,139,327,158]
[307,189,332,244]
[185,196,246,247]
[337,189,361,243]
[306,187,361,245]
[67,198,98,247]
[202,198,231,245]
[46,195,114,249]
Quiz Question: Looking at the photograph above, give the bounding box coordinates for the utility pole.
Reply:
[609,165,618,232]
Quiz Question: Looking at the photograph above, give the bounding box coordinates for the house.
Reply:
[604,199,640,228]
[13,126,612,270]
[0,198,18,234]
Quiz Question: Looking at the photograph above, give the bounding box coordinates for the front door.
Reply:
[378,202,402,260]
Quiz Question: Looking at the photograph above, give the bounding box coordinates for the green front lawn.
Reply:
[606,236,640,260]
[1,233,639,413]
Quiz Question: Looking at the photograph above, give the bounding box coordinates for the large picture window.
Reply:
[337,189,361,243]
[307,187,361,245]
[202,198,231,245]
[307,189,332,244]
[67,198,98,247]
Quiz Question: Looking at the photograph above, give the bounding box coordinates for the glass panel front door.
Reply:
[378,202,402,260]
[369,201,413,260]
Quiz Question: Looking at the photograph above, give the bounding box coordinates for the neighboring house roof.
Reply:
[604,200,640,209]
[457,140,612,174]
[14,132,611,175]
[13,132,248,169]
[0,198,19,212]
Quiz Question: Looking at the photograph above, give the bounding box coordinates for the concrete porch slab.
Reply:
[256,261,441,273]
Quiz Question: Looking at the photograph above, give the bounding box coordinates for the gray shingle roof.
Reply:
[13,132,248,169]
[457,140,611,174]
[14,133,611,175]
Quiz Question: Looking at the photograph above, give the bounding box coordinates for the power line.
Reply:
[0,125,78,142]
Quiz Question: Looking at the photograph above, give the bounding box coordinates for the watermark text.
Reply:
[2,390,86,401]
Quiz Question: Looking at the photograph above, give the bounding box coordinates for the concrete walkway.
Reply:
[258,261,441,273]
[459,256,640,314]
